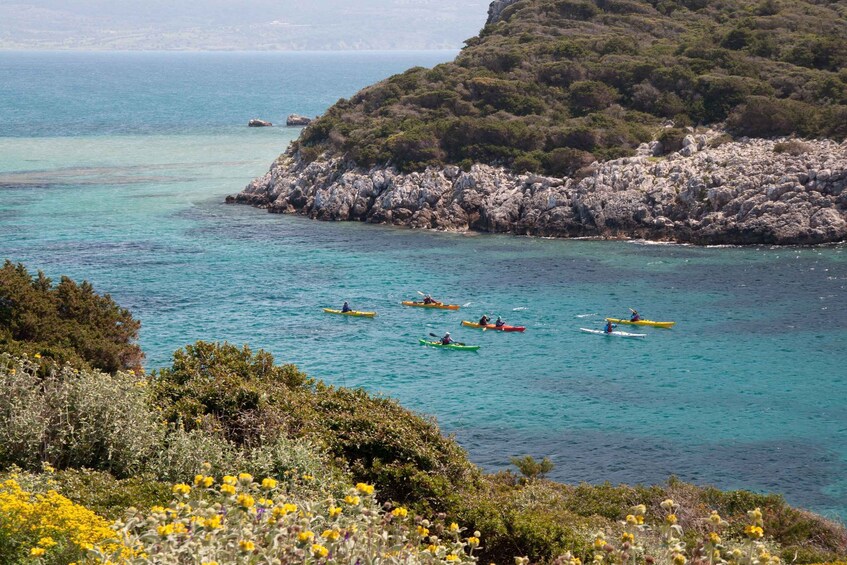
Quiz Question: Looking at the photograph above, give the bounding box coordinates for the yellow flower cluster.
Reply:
[108,475,478,564]
[0,478,128,561]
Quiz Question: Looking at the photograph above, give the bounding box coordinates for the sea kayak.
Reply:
[402,301,460,310]
[605,318,675,328]
[419,339,480,351]
[323,308,376,318]
[580,328,646,339]
[461,321,525,332]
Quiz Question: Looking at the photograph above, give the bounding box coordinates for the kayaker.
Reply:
[630,309,640,322]
[342,301,351,313]
[604,320,616,333]
[423,294,436,304]
[479,314,490,326]
[441,332,454,345]
[495,316,505,328]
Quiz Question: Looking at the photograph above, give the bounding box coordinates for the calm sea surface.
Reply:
[1,52,845,522]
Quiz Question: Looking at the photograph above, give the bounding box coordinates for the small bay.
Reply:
[1,51,845,522]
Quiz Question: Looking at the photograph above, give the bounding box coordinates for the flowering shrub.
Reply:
[0,354,161,476]
[104,471,481,564]
[0,475,125,564]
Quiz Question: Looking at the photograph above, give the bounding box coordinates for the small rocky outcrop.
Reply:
[487,0,521,24]
[230,131,847,245]
[286,114,312,126]
[248,119,273,127]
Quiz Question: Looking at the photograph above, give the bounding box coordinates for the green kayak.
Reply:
[419,339,480,351]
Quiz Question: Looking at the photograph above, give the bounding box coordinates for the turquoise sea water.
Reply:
[1,52,846,522]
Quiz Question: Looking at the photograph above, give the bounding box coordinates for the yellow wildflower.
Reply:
[709,510,723,525]
[236,493,255,509]
[660,498,676,510]
[202,562,219,565]
[34,353,42,359]
[621,532,635,543]
[449,522,460,532]
[239,540,255,552]
[220,484,236,496]
[665,514,678,525]
[261,477,278,490]
[30,547,46,556]
[202,476,214,488]
[468,536,480,547]
[391,506,408,518]
[328,506,342,517]
[355,482,374,495]
[206,514,223,529]
[302,474,315,481]
[417,526,430,537]
[625,514,637,525]
[446,555,460,562]
[194,474,204,485]
[633,504,646,515]
[426,544,438,554]
[298,531,315,542]
[37,537,57,548]
[673,553,686,565]
[312,543,329,558]
[745,525,764,539]
[344,495,360,505]
[172,483,191,496]
[708,532,721,544]
[570,558,582,565]
[238,472,253,483]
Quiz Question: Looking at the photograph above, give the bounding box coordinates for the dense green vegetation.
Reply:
[293,0,847,175]
[0,261,143,373]
[1,266,846,563]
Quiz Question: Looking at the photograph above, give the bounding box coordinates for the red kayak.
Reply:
[461,321,525,332]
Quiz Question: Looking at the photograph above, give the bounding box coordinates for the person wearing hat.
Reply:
[341,301,352,313]
[495,316,505,328]
[440,331,454,345]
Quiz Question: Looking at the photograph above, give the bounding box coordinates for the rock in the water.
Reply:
[248,119,273,127]
[230,130,847,245]
[286,114,312,126]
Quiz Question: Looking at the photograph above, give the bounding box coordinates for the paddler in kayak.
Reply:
[495,316,505,328]
[478,314,490,326]
[630,309,640,322]
[441,332,455,345]
[604,320,616,333]
[342,301,352,313]
[423,294,437,305]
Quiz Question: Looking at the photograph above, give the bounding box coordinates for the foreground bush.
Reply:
[107,474,479,564]
[0,354,160,476]
[0,474,127,564]
[0,261,142,373]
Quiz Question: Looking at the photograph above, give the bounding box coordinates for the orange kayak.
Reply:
[461,321,525,332]
[401,301,460,310]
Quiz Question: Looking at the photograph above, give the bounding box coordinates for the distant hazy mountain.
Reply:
[0,0,488,50]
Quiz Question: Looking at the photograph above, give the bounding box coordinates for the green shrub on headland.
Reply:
[291,0,847,175]
[1,268,846,563]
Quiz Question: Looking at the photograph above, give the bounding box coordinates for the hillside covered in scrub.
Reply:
[291,0,847,175]
[2,264,847,563]
[233,0,847,244]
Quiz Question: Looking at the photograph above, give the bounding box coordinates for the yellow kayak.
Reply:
[605,318,675,328]
[323,308,376,318]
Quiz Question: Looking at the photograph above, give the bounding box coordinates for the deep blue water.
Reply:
[1,51,846,522]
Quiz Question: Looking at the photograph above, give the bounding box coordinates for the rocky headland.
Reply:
[231,131,847,245]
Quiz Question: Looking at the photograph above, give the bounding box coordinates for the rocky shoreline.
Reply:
[229,132,847,245]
